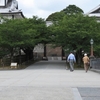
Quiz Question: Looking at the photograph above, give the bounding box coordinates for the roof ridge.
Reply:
[86,4,100,14]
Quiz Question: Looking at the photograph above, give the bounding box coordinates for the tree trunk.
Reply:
[76,48,82,67]
[62,49,65,60]
[23,48,34,62]
[44,44,46,57]
[19,47,22,65]
[10,48,14,63]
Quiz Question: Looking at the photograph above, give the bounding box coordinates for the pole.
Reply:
[91,44,93,57]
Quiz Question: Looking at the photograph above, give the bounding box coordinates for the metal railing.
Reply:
[90,58,100,69]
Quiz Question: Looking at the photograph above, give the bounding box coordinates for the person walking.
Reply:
[83,53,90,72]
[67,51,76,72]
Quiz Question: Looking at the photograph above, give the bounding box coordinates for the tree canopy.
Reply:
[0,16,49,62]
[0,4,100,66]
[61,5,84,15]
[46,4,100,58]
[48,13,100,64]
[46,5,84,21]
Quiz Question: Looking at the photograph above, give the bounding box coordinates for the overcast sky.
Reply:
[17,0,100,19]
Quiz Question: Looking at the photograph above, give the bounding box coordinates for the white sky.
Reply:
[17,0,100,19]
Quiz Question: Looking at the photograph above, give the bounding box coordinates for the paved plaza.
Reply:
[0,60,100,100]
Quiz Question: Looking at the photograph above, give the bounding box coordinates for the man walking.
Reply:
[83,53,90,72]
[67,51,76,72]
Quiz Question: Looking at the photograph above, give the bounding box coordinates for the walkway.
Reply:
[0,60,100,100]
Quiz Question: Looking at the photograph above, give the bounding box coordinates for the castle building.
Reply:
[85,4,100,22]
[0,0,25,20]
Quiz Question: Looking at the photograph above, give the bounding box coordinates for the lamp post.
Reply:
[90,39,94,57]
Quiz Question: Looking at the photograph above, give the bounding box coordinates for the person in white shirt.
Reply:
[67,51,76,71]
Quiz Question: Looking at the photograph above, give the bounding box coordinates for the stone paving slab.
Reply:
[72,88,82,100]
[0,87,74,100]
[78,87,100,100]
[0,61,100,100]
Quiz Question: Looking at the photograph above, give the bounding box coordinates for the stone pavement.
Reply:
[0,60,100,100]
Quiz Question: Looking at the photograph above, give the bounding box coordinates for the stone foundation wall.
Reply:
[46,44,62,57]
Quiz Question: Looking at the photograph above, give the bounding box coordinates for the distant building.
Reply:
[85,4,100,22]
[0,0,25,20]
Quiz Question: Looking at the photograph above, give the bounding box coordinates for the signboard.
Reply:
[11,62,17,67]
[11,62,17,69]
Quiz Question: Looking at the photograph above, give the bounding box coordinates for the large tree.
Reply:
[0,16,49,64]
[46,12,65,21]
[49,14,100,65]
[61,5,84,14]
[46,5,84,21]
